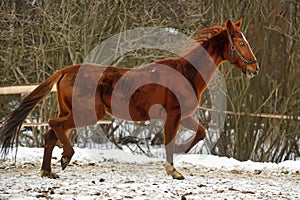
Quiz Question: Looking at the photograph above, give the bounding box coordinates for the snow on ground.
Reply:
[0,147,300,200]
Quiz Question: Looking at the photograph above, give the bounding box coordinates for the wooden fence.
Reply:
[1,85,299,128]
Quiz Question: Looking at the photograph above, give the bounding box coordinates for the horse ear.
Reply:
[235,18,242,27]
[226,19,235,34]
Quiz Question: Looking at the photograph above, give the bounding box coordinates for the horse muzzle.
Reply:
[244,64,260,78]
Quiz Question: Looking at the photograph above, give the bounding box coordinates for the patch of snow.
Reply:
[3,147,300,175]
[1,147,300,200]
[175,154,300,174]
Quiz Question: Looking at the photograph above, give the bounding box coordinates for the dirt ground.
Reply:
[0,160,299,200]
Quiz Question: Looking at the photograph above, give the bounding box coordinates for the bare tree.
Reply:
[0,0,299,161]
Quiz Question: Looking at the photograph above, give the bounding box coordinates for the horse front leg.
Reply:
[174,116,206,154]
[163,115,184,180]
[41,129,60,179]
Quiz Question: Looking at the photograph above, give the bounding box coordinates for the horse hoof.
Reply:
[41,170,60,179]
[61,156,71,170]
[165,162,185,180]
[171,171,185,180]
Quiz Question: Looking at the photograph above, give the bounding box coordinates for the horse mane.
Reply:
[192,26,225,44]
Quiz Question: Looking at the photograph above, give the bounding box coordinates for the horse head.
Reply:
[225,19,260,78]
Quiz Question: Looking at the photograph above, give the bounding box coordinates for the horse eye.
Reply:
[239,41,245,46]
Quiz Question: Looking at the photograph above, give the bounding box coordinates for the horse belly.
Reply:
[104,84,168,121]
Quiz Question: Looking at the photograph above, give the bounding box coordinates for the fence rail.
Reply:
[1,85,299,128]
[198,106,300,121]
[0,84,56,95]
[0,120,112,127]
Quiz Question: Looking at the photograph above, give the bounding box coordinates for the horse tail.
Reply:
[0,70,63,156]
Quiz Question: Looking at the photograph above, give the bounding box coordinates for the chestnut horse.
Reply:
[0,19,259,180]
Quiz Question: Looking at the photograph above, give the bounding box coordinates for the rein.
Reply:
[226,29,257,74]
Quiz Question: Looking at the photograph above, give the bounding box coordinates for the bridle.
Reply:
[226,29,257,74]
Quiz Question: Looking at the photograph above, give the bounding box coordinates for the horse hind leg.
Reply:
[41,129,60,179]
[48,109,105,171]
[48,115,76,171]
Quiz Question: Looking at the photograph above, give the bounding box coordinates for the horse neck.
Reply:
[180,33,226,96]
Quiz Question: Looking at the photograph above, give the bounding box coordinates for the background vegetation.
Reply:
[0,0,299,162]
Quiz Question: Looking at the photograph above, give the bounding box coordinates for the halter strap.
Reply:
[226,29,257,74]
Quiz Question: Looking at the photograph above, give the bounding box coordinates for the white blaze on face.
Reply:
[241,33,249,44]
[241,33,257,60]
